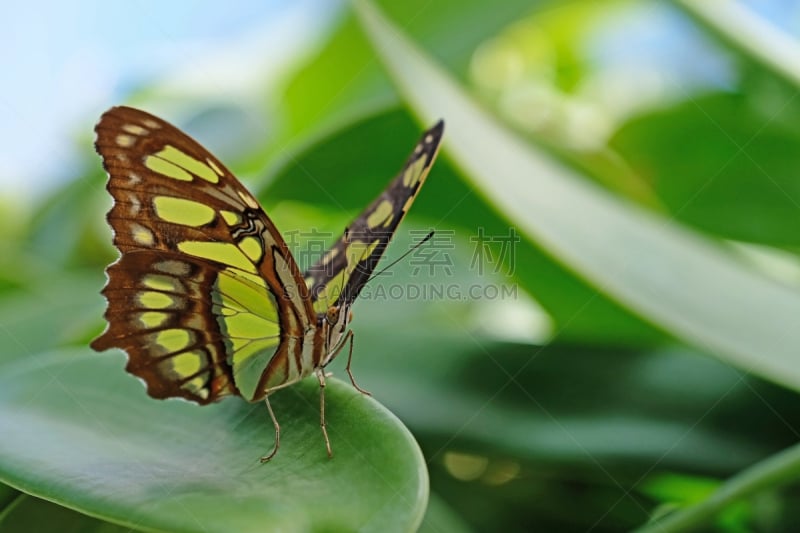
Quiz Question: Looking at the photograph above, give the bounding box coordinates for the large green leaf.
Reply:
[354,0,800,392]
[0,350,428,533]
[613,92,800,247]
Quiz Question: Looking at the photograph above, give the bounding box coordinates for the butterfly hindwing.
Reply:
[92,250,240,404]
[305,120,444,313]
[92,106,316,403]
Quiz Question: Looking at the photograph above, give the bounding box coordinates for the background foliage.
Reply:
[2,0,800,531]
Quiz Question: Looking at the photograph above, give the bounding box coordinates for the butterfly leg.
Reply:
[316,368,334,458]
[344,331,371,396]
[259,396,280,463]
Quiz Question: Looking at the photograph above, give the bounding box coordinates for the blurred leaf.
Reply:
[354,327,788,474]
[638,442,800,532]
[0,494,130,533]
[354,0,800,392]
[641,472,720,504]
[0,274,101,365]
[0,350,428,533]
[419,493,473,533]
[25,167,111,270]
[613,92,800,247]
[0,483,18,512]
[279,14,391,146]
[427,458,652,531]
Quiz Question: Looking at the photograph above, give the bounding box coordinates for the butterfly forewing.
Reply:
[92,106,315,403]
[305,120,444,313]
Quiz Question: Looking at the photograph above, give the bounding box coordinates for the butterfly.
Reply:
[90,106,443,461]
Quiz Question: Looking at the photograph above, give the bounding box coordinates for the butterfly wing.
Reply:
[91,106,316,404]
[304,120,444,314]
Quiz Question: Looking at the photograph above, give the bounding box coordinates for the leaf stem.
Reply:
[636,442,800,532]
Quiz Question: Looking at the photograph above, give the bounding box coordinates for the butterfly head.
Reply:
[320,304,353,366]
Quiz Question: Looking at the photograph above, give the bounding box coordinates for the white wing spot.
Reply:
[128,195,141,216]
[237,190,259,209]
[131,223,154,246]
[143,119,160,129]
[425,134,434,144]
[128,172,141,185]
[116,134,135,148]
[154,259,191,276]
[122,124,148,136]
[207,158,224,177]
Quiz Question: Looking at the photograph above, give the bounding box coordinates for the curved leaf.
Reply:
[613,92,800,247]
[637,441,800,532]
[0,349,427,533]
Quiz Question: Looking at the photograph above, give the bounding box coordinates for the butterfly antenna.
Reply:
[365,230,435,285]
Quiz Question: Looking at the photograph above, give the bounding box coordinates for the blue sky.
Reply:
[0,1,334,201]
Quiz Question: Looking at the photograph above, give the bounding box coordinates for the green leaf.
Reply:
[641,472,721,505]
[418,493,472,533]
[0,484,18,513]
[613,92,800,247]
[354,0,800,392]
[636,442,800,532]
[0,494,130,533]
[0,349,428,533]
[0,274,101,365]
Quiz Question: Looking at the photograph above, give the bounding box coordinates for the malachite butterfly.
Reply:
[91,106,444,460]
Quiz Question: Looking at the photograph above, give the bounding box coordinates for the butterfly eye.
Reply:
[326,306,340,325]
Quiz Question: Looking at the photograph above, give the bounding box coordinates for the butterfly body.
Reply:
[91,106,443,457]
